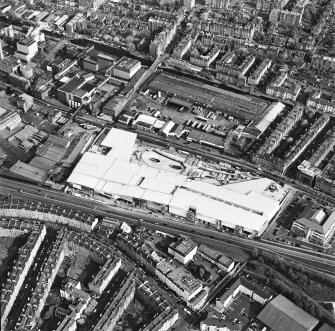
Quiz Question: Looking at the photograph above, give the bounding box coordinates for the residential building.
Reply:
[269,9,303,26]
[92,274,135,331]
[0,57,20,74]
[1,225,46,329]
[156,260,203,302]
[88,258,121,294]
[312,55,335,71]
[17,93,34,113]
[16,229,68,330]
[168,237,198,265]
[307,90,335,116]
[216,277,272,313]
[206,0,230,9]
[315,154,335,196]
[248,58,272,85]
[198,245,234,272]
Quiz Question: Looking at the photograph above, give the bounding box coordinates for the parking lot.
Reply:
[130,94,236,132]
[224,293,263,326]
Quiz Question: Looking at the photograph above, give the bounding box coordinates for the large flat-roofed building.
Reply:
[57,75,106,108]
[10,161,48,183]
[67,129,288,236]
[15,38,38,62]
[156,260,203,302]
[113,57,141,80]
[257,295,319,331]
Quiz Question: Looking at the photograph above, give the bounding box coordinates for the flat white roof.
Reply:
[184,180,279,219]
[169,188,269,233]
[225,178,287,202]
[140,177,176,194]
[68,129,284,234]
[101,128,137,161]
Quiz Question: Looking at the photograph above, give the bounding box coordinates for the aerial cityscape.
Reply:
[0,0,334,330]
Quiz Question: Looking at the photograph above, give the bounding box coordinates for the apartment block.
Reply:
[156,260,203,302]
[16,229,68,330]
[0,198,98,231]
[88,257,121,294]
[216,277,272,313]
[255,105,303,156]
[307,90,335,116]
[92,274,135,331]
[248,58,272,85]
[168,237,198,265]
[315,155,335,197]
[1,225,46,329]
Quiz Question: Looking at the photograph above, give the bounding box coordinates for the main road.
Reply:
[1,176,335,275]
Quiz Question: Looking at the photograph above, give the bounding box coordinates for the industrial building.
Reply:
[257,295,319,331]
[112,56,141,80]
[67,128,288,236]
[0,112,21,131]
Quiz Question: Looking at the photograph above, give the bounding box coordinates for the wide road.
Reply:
[1,177,335,275]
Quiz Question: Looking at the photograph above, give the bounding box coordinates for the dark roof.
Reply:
[257,295,319,331]
[188,130,224,147]
[169,97,193,108]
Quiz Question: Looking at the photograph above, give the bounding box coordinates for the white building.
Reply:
[67,129,288,236]
[168,237,198,265]
[113,57,141,80]
[15,38,38,62]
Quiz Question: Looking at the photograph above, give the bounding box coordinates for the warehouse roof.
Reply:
[100,128,137,161]
[187,130,224,148]
[67,129,284,234]
[115,56,140,72]
[10,161,48,183]
[257,295,319,331]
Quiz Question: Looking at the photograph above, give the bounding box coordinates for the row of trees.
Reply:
[253,249,335,289]
[247,260,333,325]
